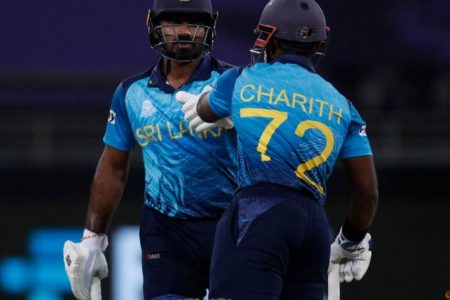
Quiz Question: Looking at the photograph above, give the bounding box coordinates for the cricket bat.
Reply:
[91,277,102,300]
[328,263,340,300]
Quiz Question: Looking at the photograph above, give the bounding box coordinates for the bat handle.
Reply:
[327,263,340,300]
[91,277,102,300]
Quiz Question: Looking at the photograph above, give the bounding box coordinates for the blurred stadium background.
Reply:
[1,0,449,299]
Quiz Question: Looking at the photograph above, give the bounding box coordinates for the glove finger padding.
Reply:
[176,85,212,108]
[196,121,217,132]
[176,91,202,127]
[195,117,234,132]
[189,116,214,131]
[175,91,195,105]
[215,117,234,130]
[64,240,108,300]
[341,260,354,283]
[176,85,232,133]
[352,250,372,280]
[184,108,199,122]
[329,229,372,283]
[181,100,197,115]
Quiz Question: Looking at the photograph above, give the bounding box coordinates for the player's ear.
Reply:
[315,25,330,57]
[316,26,331,56]
[316,41,327,54]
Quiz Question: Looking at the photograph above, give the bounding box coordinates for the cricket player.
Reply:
[176,0,379,298]
[62,0,237,299]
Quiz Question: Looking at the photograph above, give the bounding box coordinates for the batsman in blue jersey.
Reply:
[62,1,238,299]
[177,0,379,299]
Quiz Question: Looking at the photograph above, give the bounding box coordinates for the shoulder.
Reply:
[215,67,244,88]
[239,62,271,76]
[118,67,154,94]
[310,72,349,101]
[210,57,237,74]
[109,67,154,110]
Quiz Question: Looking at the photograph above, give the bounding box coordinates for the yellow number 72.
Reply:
[240,108,335,195]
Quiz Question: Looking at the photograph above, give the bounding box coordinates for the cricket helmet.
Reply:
[147,0,218,62]
[251,0,329,62]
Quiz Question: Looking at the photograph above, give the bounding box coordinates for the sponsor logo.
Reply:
[359,125,367,136]
[141,99,156,118]
[144,253,161,261]
[296,26,317,39]
[65,254,72,266]
[108,110,116,124]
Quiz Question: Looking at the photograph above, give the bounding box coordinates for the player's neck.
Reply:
[164,59,201,89]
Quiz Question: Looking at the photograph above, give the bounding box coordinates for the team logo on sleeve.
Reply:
[359,125,367,136]
[108,110,116,124]
[141,99,156,118]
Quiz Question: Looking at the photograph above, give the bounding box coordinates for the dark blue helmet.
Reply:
[146,0,218,62]
[151,0,214,20]
[251,0,329,63]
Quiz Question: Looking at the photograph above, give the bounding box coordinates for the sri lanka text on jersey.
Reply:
[135,121,226,147]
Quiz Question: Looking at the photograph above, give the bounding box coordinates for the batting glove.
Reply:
[329,228,372,283]
[176,85,234,132]
[63,229,108,300]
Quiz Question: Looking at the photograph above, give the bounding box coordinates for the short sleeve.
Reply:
[103,83,136,151]
[208,67,242,118]
[338,101,373,159]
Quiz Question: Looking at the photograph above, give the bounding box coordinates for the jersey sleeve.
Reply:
[103,83,136,152]
[338,101,373,159]
[208,67,242,118]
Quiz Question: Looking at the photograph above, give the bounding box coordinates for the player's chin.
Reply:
[174,47,203,61]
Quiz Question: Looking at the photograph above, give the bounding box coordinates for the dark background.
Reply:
[1,0,449,299]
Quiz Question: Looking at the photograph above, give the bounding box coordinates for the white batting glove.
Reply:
[329,228,372,283]
[63,229,109,300]
[175,85,234,132]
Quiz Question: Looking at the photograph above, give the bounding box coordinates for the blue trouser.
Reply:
[140,206,220,299]
[209,184,331,300]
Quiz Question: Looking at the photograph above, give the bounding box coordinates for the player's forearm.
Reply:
[85,169,128,233]
[341,156,378,239]
[85,148,131,233]
[347,188,378,232]
[197,91,220,122]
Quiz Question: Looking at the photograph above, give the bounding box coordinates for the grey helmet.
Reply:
[251,0,329,63]
[147,0,218,62]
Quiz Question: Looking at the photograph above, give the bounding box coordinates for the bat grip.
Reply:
[91,277,102,300]
[327,263,340,300]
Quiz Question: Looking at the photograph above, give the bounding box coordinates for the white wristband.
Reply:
[81,229,108,251]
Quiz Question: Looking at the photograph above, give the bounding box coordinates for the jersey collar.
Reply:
[148,55,214,93]
[273,54,316,73]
